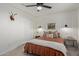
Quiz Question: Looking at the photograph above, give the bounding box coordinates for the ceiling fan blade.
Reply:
[25,5,37,7]
[42,5,52,9]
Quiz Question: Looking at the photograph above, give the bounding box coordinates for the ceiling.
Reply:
[11,3,79,17]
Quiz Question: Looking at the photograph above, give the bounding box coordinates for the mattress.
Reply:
[27,39,67,55]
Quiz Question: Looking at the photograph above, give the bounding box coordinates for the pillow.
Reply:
[53,32,57,38]
[53,31,60,38]
[42,31,60,38]
[39,33,47,40]
[39,33,53,41]
[47,34,53,38]
[39,31,60,40]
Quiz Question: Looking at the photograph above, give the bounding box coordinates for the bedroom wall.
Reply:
[77,9,79,43]
[0,4,33,55]
[32,10,78,42]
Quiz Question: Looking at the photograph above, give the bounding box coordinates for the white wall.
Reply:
[32,10,78,41]
[0,4,33,55]
[77,9,79,43]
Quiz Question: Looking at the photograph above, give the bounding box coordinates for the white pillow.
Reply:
[47,34,53,38]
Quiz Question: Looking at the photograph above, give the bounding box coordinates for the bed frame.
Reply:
[24,43,64,56]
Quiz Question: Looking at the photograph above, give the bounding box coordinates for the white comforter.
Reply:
[27,39,67,55]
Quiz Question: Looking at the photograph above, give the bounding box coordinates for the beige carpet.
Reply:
[1,44,79,56]
[1,44,26,56]
[1,44,35,56]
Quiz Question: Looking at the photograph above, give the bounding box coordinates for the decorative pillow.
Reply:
[53,32,57,38]
[53,31,60,38]
[47,34,53,38]
[39,31,60,40]
[39,33,47,40]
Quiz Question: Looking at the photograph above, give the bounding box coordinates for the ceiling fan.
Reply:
[24,3,52,12]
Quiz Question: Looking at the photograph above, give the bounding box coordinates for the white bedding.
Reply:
[27,39,67,55]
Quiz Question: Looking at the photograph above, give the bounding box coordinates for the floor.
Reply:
[66,46,79,56]
[1,44,79,56]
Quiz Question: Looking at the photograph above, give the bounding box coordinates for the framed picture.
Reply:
[48,23,55,29]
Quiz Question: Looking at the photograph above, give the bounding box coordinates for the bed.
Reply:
[24,32,67,56]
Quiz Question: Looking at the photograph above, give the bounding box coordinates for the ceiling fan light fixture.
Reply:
[37,6,42,11]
